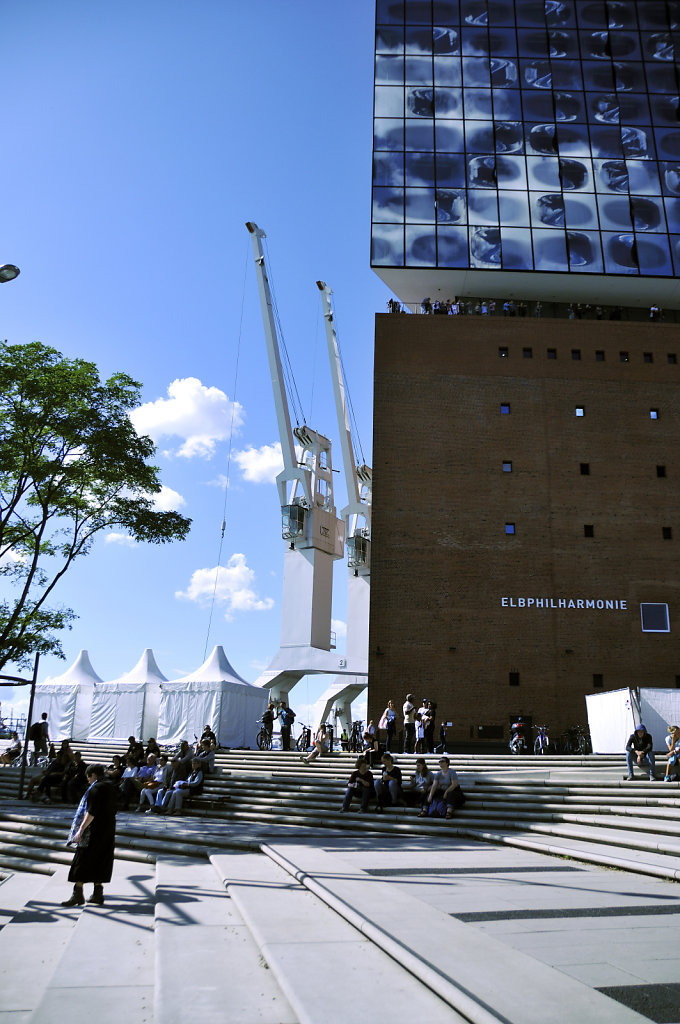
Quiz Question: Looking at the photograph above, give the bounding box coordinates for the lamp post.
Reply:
[0,264,20,283]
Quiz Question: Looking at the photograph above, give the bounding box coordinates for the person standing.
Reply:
[279,700,296,751]
[424,700,437,754]
[29,712,49,764]
[61,764,117,907]
[380,700,397,752]
[402,694,416,753]
[625,724,656,780]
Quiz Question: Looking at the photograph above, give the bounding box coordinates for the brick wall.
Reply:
[369,313,680,746]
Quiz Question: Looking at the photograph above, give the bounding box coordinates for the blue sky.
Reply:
[1,0,389,725]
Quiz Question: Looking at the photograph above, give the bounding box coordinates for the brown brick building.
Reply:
[368,313,680,747]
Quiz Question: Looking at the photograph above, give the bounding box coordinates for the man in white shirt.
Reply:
[402,694,416,753]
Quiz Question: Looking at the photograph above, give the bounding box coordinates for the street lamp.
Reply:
[0,264,20,283]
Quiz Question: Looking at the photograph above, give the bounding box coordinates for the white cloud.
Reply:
[331,618,347,639]
[105,532,137,548]
[130,377,244,459]
[152,485,186,512]
[233,442,283,484]
[175,553,274,621]
[0,548,27,568]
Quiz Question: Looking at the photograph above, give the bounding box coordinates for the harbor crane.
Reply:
[245,222,368,706]
[312,282,372,737]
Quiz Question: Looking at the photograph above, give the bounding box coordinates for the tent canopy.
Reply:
[157,646,267,748]
[586,687,680,753]
[37,649,102,741]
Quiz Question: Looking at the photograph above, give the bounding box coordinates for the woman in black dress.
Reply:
[61,763,117,907]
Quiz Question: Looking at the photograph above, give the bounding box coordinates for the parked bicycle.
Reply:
[295,723,312,752]
[509,721,529,754]
[255,718,273,751]
[533,724,552,755]
[559,724,591,755]
[348,720,364,753]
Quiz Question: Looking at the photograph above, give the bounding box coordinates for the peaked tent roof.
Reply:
[170,645,252,686]
[41,649,103,686]
[106,648,168,686]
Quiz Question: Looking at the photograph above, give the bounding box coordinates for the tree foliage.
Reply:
[0,341,192,670]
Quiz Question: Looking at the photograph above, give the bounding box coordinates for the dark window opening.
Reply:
[662,526,673,540]
[502,461,512,473]
[650,408,660,420]
[500,403,510,414]
[668,353,677,365]
[644,352,653,364]
[505,523,515,535]
[547,348,557,360]
[580,463,590,475]
[575,406,585,417]
[571,349,581,361]
[595,350,605,362]
[592,674,603,689]
[523,347,533,359]
[657,465,666,478]
[584,524,594,538]
[620,351,629,363]
[499,347,509,358]
[509,672,520,686]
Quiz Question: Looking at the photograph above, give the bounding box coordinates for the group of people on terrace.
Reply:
[386,297,665,322]
[341,752,465,820]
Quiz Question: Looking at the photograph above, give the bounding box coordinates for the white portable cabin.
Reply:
[33,650,102,741]
[88,649,167,743]
[585,687,680,753]
[157,646,267,749]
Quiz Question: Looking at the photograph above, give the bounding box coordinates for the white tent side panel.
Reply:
[89,683,146,742]
[585,688,636,754]
[639,689,680,750]
[28,685,79,742]
[157,681,223,746]
[217,686,268,749]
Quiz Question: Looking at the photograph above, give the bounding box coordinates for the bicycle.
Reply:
[348,720,364,753]
[295,723,311,752]
[255,719,273,751]
[533,724,551,755]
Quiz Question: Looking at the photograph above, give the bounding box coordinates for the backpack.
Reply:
[29,721,42,741]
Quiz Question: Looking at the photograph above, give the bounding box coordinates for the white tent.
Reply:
[586,687,680,753]
[88,649,167,742]
[34,650,102,741]
[157,646,267,748]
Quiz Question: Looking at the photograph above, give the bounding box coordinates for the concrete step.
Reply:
[210,851,465,1024]
[260,843,652,1024]
[29,861,156,1024]
[154,856,297,1023]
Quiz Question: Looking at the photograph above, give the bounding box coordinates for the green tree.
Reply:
[0,340,192,670]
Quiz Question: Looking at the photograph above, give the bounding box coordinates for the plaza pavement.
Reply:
[0,810,678,1024]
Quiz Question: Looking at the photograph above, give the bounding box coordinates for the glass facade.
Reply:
[372,0,680,278]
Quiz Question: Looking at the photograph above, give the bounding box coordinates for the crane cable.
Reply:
[202,241,248,660]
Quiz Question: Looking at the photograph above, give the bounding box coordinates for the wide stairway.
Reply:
[0,745,679,882]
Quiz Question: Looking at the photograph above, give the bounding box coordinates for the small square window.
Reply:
[500,403,510,415]
[592,673,603,689]
[509,672,520,686]
[502,461,512,473]
[662,526,673,540]
[595,350,605,362]
[505,523,515,535]
[571,349,581,361]
[580,463,590,475]
[584,524,594,537]
[668,353,677,365]
[547,348,557,360]
[644,352,653,364]
[675,675,680,688]
[620,351,629,363]
[499,347,509,358]
[523,347,533,359]
[575,406,585,417]
[650,408,659,420]
[641,602,670,633]
[657,465,666,478]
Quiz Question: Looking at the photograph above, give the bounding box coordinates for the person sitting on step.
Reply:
[407,758,435,813]
[625,724,656,781]
[0,732,21,765]
[422,756,465,819]
[160,759,204,815]
[300,723,329,765]
[375,752,405,812]
[138,753,173,812]
[664,725,680,782]
[341,757,376,813]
